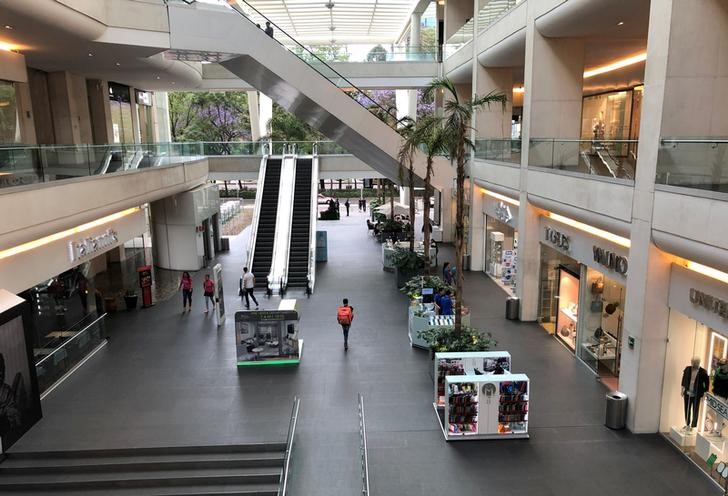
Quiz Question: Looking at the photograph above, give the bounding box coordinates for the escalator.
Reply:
[286,158,313,289]
[166,2,451,191]
[251,158,282,290]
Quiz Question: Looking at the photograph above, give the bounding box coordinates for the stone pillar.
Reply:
[474,65,513,138]
[517,14,585,321]
[469,181,485,271]
[259,93,273,139]
[15,81,37,145]
[410,12,422,47]
[619,0,728,433]
[46,71,93,144]
[86,79,114,144]
[395,89,417,123]
[128,86,141,144]
[154,91,172,143]
[247,90,261,141]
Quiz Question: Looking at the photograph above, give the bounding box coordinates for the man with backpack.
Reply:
[337,298,354,351]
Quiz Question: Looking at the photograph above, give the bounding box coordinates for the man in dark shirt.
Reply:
[264,21,274,37]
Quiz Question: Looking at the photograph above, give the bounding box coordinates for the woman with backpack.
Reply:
[337,298,354,351]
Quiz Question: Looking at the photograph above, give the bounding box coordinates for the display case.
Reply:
[235,299,302,366]
[408,302,471,349]
[487,231,504,277]
[438,374,530,441]
[434,352,512,407]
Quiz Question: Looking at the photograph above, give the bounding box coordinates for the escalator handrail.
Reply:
[246,155,269,271]
[275,155,297,292]
[307,155,319,293]
[225,0,401,127]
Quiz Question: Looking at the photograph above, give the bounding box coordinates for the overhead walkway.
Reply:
[166,1,452,190]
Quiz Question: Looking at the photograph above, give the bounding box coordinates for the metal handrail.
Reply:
[36,313,107,367]
[226,0,402,127]
[358,393,370,496]
[660,139,728,144]
[530,138,639,143]
[278,396,300,496]
[279,154,297,292]
[246,155,268,271]
[306,155,320,294]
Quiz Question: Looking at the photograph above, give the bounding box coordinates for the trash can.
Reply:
[505,297,519,320]
[605,391,628,429]
[220,237,230,251]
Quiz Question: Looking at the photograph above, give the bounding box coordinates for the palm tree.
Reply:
[425,77,506,333]
[400,115,448,268]
[397,117,417,252]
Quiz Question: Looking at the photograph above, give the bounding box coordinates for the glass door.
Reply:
[555,265,580,352]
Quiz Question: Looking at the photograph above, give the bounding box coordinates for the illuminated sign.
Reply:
[68,229,119,262]
[494,201,513,223]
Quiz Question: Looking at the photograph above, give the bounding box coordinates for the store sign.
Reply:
[544,227,570,251]
[706,393,728,422]
[592,246,628,275]
[68,229,119,262]
[690,288,728,319]
[494,201,513,223]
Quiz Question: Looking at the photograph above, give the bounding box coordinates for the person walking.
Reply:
[264,21,274,37]
[242,267,259,309]
[179,271,193,313]
[442,262,453,285]
[344,199,350,216]
[358,198,363,212]
[362,198,367,212]
[337,298,354,351]
[203,274,215,313]
[438,290,454,316]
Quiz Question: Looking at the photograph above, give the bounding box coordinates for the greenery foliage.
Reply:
[267,103,326,141]
[391,249,425,272]
[169,92,251,143]
[399,275,454,299]
[417,326,497,353]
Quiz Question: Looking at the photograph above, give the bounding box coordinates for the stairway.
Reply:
[286,159,312,289]
[0,443,286,495]
[251,158,281,291]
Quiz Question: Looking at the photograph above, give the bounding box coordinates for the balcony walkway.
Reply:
[11,208,717,495]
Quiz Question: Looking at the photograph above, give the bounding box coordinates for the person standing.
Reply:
[438,290,454,316]
[264,21,274,37]
[337,298,354,351]
[362,198,367,212]
[344,199,350,216]
[179,272,193,313]
[203,274,215,313]
[442,262,453,285]
[242,267,259,309]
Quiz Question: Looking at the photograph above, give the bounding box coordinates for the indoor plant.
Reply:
[392,249,425,288]
[400,275,454,300]
[418,325,497,355]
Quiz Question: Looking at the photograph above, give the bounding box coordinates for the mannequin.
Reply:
[681,357,709,431]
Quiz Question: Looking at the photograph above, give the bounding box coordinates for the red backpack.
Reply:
[337,306,353,325]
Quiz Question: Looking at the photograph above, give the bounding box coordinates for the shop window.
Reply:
[484,214,518,296]
[0,80,19,144]
[538,245,578,335]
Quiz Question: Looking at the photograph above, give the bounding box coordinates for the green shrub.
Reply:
[391,249,425,272]
[417,326,497,353]
[400,275,454,299]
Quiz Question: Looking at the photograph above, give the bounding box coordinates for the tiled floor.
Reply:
[11,207,719,495]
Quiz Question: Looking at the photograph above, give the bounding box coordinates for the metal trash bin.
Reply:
[219,237,230,251]
[505,297,519,320]
[605,391,628,429]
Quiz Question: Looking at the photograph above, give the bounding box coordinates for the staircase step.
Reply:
[0,482,280,496]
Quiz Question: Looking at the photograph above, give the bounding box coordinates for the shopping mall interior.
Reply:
[0,0,727,494]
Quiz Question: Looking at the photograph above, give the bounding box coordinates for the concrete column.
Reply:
[154,92,172,143]
[129,86,141,144]
[259,93,273,138]
[27,69,55,144]
[469,181,485,271]
[516,12,585,321]
[444,0,474,41]
[86,79,114,144]
[440,187,454,243]
[398,186,410,208]
[247,90,261,141]
[410,12,422,47]
[475,65,513,138]
[47,71,93,144]
[15,82,37,145]
[395,89,417,123]
[619,0,728,433]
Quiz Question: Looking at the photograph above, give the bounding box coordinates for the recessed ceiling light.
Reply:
[171,81,176,85]
[617,21,624,26]
[115,62,120,66]
[88,52,93,57]
[156,76,160,80]
[4,25,14,30]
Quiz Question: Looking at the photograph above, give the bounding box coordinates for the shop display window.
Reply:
[484,215,518,296]
[538,245,578,335]
[555,267,580,352]
[581,90,634,140]
[577,268,624,377]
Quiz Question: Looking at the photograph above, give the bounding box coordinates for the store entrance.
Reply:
[555,265,580,353]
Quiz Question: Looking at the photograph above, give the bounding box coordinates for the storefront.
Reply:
[537,215,629,379]
[661,263,728,471]
[482,192,519,296]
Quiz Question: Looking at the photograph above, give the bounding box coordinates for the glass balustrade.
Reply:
[292,44,437,63]
[0,140,351,189]
[474,139,521,164]
[528,139,638,181]
[657,139,728,193]
[444,0,522,58]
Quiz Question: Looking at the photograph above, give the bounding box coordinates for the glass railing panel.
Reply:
[0,146,43,186]
[474,139,521,164]
[224,1,400,126]
[202,141,259,156]
[657,139,728,193]
[316,141,349,155]
[42,145,94,180]
[294,44,437,63]
[34,313,107,394]
[528,139,637,181]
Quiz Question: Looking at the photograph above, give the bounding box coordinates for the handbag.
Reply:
[590,298,603,313]
[591,278,604,294]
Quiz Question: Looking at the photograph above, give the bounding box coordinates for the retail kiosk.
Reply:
[439,373,530,441]
[235,299,302,367]
[408,301,471,349]
[434,351,512,407]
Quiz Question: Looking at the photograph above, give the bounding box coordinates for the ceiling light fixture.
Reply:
[684,261,728,285]
[546,212,630,248]
[583,52,647,79]
[437,0,445,5]
[88,52,93,57]
[4,25,14,30]
[512,86,525,94]
[115,62,121,66]
[325,2,335,9]
[617,21,624,26]
[156,75,161,80]
[481,188,519,206]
